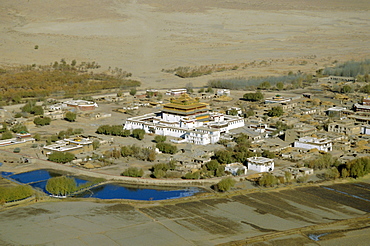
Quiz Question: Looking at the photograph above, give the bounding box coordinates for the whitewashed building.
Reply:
[294,137,332,152]
[225,163,247,175]
[247,157,274,172]
[123,94,245,145]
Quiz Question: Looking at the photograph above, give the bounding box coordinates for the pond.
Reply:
[1,169,205,201]
[74,183,202,201]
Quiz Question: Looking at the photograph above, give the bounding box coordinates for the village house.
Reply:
[294,136,333,152]
[225,163,247,175]
[246,157,274,172]
[43,137,93,155]
[328,120,361,135]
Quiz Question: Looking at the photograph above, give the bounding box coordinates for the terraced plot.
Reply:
[0,182,369,245]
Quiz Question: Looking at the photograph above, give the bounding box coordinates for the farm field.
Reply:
[0,181,369,245]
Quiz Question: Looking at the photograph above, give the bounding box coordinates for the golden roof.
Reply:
[163,93,208,110]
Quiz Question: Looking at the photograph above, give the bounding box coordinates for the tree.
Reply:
[34,116,51,126]
[156,142,177,154]
[130,88,137,96]
[214,150,233,164]
[33,133,41,141]
[267,106,284,117]
[48,152,75,163]
[206,160,220,171]
[259,81,271,90]
[154,135,166,143]
[31,106,44,116]
[132,129,145,140]
[92,140,100,150]
[276,82,284,90]
[243,91,264,101]
[258,173,278,187]
[153,169,166,178]
[217,177,236,192]
[1,131,13,140]
[46,176,77,196]
[65,111,77,122]
[284,171,292,184]
[121,167,144,177]
[10,123,28,133]
[341,85,353,94]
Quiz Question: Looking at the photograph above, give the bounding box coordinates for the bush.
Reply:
[1,130,13,140]
[48,152,75,163]
[258,173,278,187]
[243,91,264,101]
[154,135,166,143]
[216,177,236,192]
[156,142,177,154]
[267,106,284,117]
[13,147,21,153]
[33,116,51,126]
[121,167,144,177]
[65,111,77,122]
[132,129,145,140]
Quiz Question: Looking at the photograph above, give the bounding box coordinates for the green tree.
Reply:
[33,116,51,126]
[243,91,264,101]
[214,150,233,164]
[276,82,284,90]
[92,140,100,150]
[48,152,75,163]
[1,130,13,140]
[46,176,77,196]
[154,135,166,143]
[31,106,44,115]
[258,173,278,187]
[33,133,41,141]
[0,185,34,203]
[217,177,236,192]
[259,81,271,90]
[10,123,28,133]
[153,169,166,178]
[121,167,144,177]
[205,160,220,171]
[132,129,145,140]
[267,106,284,117]
[65,111,77,122]
[130,88,137,96]
[341,85,353,94]
[156,142,177,154]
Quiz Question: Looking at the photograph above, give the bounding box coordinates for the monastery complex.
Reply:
[124,93,245,145]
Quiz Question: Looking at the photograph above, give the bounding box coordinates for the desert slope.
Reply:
[1,0,369,88]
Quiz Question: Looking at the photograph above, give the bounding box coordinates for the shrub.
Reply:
[156,142,177,154]
[33,116,51,126]
[13,147,21,153]
[48,152,75,163]
[65,111,77,122]
[216,177,236,192]
[132,129,145,140]
[258,173,278,187]
[154,135,166,143]
[121,167,144,177]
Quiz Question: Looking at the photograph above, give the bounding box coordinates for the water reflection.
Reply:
[2,169,205,201]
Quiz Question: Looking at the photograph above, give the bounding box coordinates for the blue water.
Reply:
[75,183,202,201]
[1,169,205,200]
[4,169,93,193]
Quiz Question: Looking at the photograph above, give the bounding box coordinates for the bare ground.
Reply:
[1,0,369,89]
